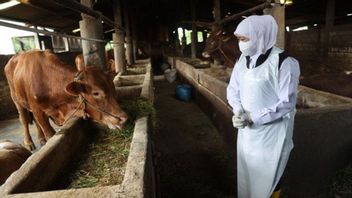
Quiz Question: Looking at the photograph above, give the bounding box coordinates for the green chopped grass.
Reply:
[64,97,155,189]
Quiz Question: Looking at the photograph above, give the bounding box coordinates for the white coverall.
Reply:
[227,15,300,198]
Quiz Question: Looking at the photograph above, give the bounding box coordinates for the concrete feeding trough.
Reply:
[171,57,352,198]
[115,74,145,100]
[114,60,154,102]
[178,58,211,69]
[0,60,155,198]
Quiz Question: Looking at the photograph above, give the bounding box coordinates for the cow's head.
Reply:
[203,27,231,58]
[202,24,240,68]
[65,66,127,130]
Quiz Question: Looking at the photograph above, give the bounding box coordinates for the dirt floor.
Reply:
[153,79,236,198]
[0,118,60,152]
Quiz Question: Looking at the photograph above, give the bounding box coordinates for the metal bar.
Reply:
[218,0,272,24]
[0,20,107,43]
[52,0,124,31]
[104,28,115,33]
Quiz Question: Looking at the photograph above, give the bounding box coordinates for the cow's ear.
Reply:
[75,55,85,72]
[65,81,92,96]
[75,61,85,72]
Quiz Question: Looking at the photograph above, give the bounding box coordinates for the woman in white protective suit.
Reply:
[226,15,300,198]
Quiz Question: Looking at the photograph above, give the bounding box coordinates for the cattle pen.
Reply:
[0,0,352,198]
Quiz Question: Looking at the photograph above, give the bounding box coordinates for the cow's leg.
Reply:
[32,111,55,141]
[14,104,36,151]
[34,119,46,146]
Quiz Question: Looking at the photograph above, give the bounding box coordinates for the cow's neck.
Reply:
[222,37,237,67]
[62,100,87,125]
[45,64,87,125]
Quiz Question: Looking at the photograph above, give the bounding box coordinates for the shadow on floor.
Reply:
[152,80,236,198]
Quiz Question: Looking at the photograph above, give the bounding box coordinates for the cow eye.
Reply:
[222,32,226,35]
[92,91,101,98]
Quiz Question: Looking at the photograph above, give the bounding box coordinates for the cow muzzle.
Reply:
[105,112,128,130]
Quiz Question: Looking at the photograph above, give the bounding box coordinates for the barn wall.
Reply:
[287,25,352,75]
[328,28,352,71]
[0,52,80,121]
[0,55,18,120]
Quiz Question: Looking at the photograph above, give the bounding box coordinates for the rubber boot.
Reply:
[270,189,281,198]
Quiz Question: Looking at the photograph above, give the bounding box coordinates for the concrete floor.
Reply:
[153,79,236,198]
[0,118,60,152]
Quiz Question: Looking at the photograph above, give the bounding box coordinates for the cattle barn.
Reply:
[0,0,351,197]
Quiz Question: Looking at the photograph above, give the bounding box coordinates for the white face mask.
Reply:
[238,40,257,56]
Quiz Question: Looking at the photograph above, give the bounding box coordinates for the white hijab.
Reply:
[234,15,278,57]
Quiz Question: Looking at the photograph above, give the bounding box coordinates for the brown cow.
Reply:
[77,49,132,73]
[75,50,116,74]
[5,50,127,150]
[202,24,241,68]
[0,140,31,185]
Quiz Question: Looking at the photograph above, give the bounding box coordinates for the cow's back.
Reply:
[5,52,43,108]
[5,51,74,110]
[0,140,31,184]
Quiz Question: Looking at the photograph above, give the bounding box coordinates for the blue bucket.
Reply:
[176,84,192,102]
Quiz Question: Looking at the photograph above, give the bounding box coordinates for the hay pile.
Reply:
[66,98,154,189]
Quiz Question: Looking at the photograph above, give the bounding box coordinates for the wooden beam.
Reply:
[52,0,123,31]
[0,20,106,43]
[227,0,259,6]
[218,0,272,25]
[181,21,213,28]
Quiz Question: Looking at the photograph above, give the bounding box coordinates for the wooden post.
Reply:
[212,0,221,30]
[263,1,285,49]
[79,0,106,70]
[181,28,186,56]
[190,0,197,58]
[113,0,126,74]
[202,30,207,44]
[123,0,133,66]
[174,28,181,56]
[131,14,138,62]
[323,0,335,63]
